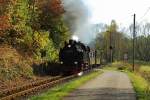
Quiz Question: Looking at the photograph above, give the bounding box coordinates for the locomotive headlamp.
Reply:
[68,45,71,48]
[74,61,78,64]
[78,72,83,76]
[60,61,63,64]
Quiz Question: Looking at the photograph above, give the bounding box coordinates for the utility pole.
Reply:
[133,14,136,71]
[95,50,97,65]
[100,50,103,65]
[109,32,113,63]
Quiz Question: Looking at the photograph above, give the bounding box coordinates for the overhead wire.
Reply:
[138,7,150,23]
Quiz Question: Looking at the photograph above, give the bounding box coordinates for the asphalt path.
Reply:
[64,70,136,100]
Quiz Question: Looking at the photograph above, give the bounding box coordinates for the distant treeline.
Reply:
[92,20,150,62]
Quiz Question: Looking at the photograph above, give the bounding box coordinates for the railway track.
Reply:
[0,66,98,100]
[0,75,76,100]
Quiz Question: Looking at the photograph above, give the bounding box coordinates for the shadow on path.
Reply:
[64,88,136,100]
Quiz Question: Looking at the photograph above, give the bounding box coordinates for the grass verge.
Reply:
[30,70,102,100]
[127,71,150,100]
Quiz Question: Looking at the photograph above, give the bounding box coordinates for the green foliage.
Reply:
[39,10,70,48]
[1,0,33,46]
[127,71,150,100]
[139,66,150,82]
[10,0,31,35]
[127,60,150,82]
[111,61,132,71]
[33,31,58,62]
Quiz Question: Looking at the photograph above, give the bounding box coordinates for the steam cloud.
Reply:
[62,0,95,43]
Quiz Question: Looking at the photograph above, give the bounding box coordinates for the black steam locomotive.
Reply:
[59,39,97,75]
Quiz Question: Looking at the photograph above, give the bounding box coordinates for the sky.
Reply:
[62,0,150,43]
[83,0,150,27]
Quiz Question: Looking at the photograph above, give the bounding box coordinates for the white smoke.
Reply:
[62,0,95,43]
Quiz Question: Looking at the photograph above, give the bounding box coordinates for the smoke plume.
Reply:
[62,0,94,43]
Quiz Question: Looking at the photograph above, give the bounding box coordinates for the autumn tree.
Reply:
[36,0,70,48]
[0,0,71,62]
[0,0,13,40]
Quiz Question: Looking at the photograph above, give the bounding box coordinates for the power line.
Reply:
[138,7,150,23]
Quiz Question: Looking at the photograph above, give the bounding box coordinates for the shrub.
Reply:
[139,66,150,82]
[0,60,33,81]
[33,31,58,62]
[0,46,33,81]
[110,61,132,71]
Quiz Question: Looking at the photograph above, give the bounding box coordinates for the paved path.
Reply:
[64,71,136,100]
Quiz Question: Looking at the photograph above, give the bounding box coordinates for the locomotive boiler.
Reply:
[59,39,90,74]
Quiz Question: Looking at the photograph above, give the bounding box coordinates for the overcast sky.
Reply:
[84,0,150,27]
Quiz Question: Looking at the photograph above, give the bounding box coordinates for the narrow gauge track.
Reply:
[0,75,76,100]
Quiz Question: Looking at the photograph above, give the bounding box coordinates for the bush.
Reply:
[0,60,33,81]
[0,46,33,81]
[110,61,132,71]
[127,71,150,100]
[33,31,58,62]
[139,66,150,82]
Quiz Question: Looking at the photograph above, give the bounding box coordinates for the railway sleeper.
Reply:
[0,76,61,97]
[1,76,76,100]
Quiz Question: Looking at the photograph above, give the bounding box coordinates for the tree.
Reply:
[37,0,70,48]
[129,23,150,61]
[94,20,129,62]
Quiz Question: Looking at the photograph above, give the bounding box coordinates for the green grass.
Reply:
[102,66,117,71]
[30,71,103,100]
[127,71,150,100]
[104,61,133,71]
[139,66,150,87]
[140,66,150,72]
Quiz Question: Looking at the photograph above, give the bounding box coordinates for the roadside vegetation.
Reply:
[127,71,150,100]
[0,45,33,81]
[30,71,103,100]
[103,61,150,100]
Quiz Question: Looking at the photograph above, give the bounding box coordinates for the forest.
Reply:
[93,20,150,62]
[0,0,71,61]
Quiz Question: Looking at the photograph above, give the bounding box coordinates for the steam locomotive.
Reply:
[59,39,99,75]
